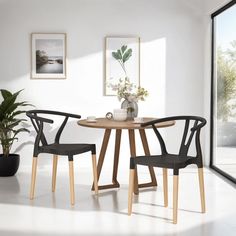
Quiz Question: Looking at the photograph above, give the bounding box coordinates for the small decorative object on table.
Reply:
[106,112,113,120]
[108,44,148,120]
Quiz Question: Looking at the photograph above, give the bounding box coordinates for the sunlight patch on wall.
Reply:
[140,38,166,117]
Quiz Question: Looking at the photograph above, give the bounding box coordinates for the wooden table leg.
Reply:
[112,129,122,186]
[92,129,111,190]
[139,129,158,188]
[128,129,139,195]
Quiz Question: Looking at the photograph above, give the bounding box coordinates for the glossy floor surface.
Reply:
[215,147,236,179]
[0,166,235,236]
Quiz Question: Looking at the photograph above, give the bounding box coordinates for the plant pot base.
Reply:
[0,154,20,176]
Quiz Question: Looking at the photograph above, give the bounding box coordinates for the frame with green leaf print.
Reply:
[104,36,140,96]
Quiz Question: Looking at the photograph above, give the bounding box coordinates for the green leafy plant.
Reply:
[217,43,236,121]
[0,89,31,157]
[112,45,132,76]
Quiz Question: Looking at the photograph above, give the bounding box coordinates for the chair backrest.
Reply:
[26,110,81,148]
[142,116,207,158]
[26,110,52,147]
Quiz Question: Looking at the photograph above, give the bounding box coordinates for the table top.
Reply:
[78,117,175,130]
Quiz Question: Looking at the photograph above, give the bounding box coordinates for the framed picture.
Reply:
[105,36,140,96]
[31,33,66,79]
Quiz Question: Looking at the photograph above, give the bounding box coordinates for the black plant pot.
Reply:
[0,154,20,177]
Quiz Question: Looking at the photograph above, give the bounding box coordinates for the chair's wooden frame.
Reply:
[30,153,98,205]
[128,167,206,224]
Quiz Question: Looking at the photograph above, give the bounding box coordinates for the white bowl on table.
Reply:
[113,109,127,121]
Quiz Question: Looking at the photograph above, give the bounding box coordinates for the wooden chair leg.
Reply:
[128,169,135,215]
[92,154,99,195]
[198,168,206,213]
[173,175,179,224]
[52,155,58,192]
[30,157,38,200]
[163,168,168,207]
[128,129,139,195]
[69,161,75,205]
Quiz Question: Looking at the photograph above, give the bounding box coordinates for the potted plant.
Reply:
[0,89,31,176]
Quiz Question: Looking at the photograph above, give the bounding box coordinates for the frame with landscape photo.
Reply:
[31,33,66,79]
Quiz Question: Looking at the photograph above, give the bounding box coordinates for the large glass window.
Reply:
[211,1,236,183]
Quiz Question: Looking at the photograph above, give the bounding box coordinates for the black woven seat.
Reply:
[26,110,98,205]
[128,116,207,224]
[133,154,196,169]
[40,143,96,156]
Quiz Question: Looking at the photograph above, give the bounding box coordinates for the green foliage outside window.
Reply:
[217,40,236,121]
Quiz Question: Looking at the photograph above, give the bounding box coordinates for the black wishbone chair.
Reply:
[26,110,98,205]
[127,116,206,224]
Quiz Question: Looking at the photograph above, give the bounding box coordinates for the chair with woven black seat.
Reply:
[127,116,206,224]
[26,110,98,205]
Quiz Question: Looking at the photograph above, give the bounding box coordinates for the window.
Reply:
[211,0,236,183]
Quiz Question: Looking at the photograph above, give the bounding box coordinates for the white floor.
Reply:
[216,147,236,179]
[0,166,235,236]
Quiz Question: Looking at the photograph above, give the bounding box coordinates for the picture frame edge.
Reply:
[30,32,67,80]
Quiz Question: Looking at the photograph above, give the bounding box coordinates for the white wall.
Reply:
[0,0,206,172]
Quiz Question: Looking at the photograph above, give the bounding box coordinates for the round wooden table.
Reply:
[78,118,175,194]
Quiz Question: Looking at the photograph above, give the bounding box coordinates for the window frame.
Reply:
[210,0,236,184]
